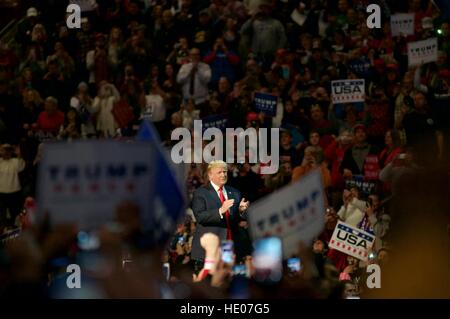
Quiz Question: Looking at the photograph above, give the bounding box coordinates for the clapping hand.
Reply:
[220,199,234,215]
[239,198,249,213]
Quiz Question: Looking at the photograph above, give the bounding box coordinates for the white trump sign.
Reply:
[390,13,415,36]
[248,170,326,258]
[37,141,156,231]
[408,38,438,67]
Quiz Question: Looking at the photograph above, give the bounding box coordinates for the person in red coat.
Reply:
[378,129,402,169]
[35,96,65,134]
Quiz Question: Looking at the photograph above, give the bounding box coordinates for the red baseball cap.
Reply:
[246,112,259,122]
[276,48,287,57]
[353,124,366,133]
[386,63,399,71]
[374,59,385,67]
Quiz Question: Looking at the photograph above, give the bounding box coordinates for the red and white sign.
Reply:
[364,154,380,180]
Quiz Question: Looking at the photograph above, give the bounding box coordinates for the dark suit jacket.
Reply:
[191,182,247,261]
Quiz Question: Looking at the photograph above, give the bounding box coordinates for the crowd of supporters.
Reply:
[0,0,449,298]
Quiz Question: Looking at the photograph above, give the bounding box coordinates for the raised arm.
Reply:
[176,64,193,84]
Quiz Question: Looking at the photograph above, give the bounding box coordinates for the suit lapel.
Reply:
[206,183,222,208]
[206,183,237,216]
[223,186,235,216]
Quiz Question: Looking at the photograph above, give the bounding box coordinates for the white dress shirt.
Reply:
[211,181,228,219]
[176,62,211,105]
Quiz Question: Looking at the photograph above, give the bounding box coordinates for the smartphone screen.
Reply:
[282,66,290,79]
[221,240,234,264]
[252,237,283,284]
[77,231,100,251]
[232,264,247,277]
[122,259,133,273]
[287,257,301,274]
[162,262,170,281]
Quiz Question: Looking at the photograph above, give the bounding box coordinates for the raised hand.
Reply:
[239,198,249,213]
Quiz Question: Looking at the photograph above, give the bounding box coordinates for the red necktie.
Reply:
[218,186,232,240]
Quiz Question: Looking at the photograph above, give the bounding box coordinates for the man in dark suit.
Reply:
[191,160,250,272]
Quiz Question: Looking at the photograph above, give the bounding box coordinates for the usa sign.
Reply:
[248,169,326,258]
[331,79,365,104]
[328,221,375,261]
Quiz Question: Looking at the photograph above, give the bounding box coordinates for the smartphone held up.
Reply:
[252,237,283,284]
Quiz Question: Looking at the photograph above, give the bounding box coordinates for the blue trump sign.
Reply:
[201,113,228,132]
[254,92,277,117]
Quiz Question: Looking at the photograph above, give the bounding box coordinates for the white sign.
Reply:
[390,13,415,36]
[407,38,438,67]
[328,221,376,261]
[331,79,365,104]
[248,170,326,258]
[37,141,156,231]
[69,0,97,12]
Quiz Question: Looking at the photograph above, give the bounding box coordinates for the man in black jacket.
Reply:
[190,160,249,273]
[341,124,379,178]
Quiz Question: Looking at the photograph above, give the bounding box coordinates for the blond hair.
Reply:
[207,160,228,173]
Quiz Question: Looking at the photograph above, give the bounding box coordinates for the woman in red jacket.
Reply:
[378,129,402,196]
[378,129,402,169]
[324,129,353,207]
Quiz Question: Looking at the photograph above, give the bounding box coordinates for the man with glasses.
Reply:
[176,48,212,108]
